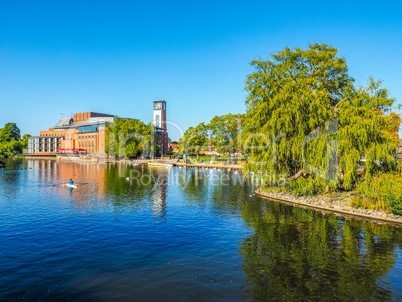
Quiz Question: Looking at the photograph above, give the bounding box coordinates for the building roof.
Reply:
[54,116,114,129]
[55,117,73,128]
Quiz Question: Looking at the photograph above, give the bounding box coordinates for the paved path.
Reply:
[173,162,243,170]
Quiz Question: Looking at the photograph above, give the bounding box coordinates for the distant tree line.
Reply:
[0,123,31,157]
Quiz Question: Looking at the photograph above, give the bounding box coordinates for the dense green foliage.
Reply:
[179,122,208,160]
[352,173,402,215]
[105,117,157,158]
[244,43,400,191]
[178,114,246,158]
[207,113,245,154]
[0,123,30,157]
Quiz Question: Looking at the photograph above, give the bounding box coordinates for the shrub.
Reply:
[355,173,402,215]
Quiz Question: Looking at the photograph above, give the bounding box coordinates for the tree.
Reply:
[105,117,157,159]
[179,122,208,161]
[0,123,29,157]
[0,141,21,157]
[244,43,400,191]
[0,123,21,142]
[208,113,246,156]
[19,134,31,150]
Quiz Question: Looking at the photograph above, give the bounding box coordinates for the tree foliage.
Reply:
[105,117,157,158]
[19,134,31,150]
[179,122,208,160]
[244,43,400,190]
[0,123,29,157]
[179,114,247,158]
[0,123,21,143]
[208,113,245,154]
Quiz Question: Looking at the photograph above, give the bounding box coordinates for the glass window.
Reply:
[79,125,98,134]
[156,115,160,127]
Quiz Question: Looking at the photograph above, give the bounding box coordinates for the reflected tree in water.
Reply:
[104,165,162,211]
[178,169,254,216]
[240,199,402,301]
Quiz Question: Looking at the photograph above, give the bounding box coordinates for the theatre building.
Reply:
[27,112,114,156]
[27,101,169,157]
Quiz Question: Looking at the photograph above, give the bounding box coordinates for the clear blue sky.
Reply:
[1,0,401,141]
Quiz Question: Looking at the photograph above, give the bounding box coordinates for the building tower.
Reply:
[152,100,168,155]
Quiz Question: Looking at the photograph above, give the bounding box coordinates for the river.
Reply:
[1,158,402,301]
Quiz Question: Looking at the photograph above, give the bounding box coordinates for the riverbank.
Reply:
[173,162,243,170]
[256,187,402,225]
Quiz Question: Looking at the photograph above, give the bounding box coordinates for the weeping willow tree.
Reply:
[244,43,400,191]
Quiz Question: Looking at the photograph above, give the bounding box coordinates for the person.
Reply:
[69,179,73,185]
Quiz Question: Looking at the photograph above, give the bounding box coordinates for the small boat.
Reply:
[64,183,77,189]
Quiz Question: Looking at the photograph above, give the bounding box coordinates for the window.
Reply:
[79,125,98,134]
[156,115,160,127]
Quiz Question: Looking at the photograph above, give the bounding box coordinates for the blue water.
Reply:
[1,158,402,301]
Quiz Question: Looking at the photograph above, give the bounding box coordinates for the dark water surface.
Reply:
[1,158,402,301]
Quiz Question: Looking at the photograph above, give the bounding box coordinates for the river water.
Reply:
[0,158,402,301]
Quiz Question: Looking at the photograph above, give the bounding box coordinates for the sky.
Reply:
[0,0,401,141]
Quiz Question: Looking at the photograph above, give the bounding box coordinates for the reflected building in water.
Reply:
[150,167,168,219]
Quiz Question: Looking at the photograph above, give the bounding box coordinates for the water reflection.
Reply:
[241,199,402,301]
[1,158,402,301]
[149,167,168,220]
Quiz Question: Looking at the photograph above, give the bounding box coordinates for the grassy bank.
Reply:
[352,174,402,215]
[259,173,402,216]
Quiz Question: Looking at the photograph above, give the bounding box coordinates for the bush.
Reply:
[355,173,402,215]
[287,177,332,196]
[261,176,335,197]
